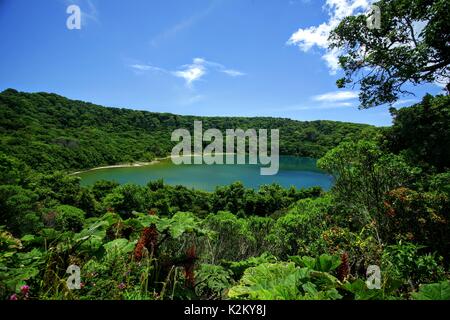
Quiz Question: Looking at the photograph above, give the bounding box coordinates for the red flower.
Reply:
[337,252,350,281]
[20,285,30,295]
[183,245,197,288]
[134,210,159,261]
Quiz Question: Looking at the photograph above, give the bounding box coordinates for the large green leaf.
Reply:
[168,212,198,238]
[289,254,341,272]
[228,262,309,300]
[412,281,450,300]
[103,238,136,255]
[343,279,384,300]
[316,254,341,272]
[134,211,211,239]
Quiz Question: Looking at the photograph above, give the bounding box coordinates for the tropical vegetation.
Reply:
[1,91,449,300]
[1,0,449,301]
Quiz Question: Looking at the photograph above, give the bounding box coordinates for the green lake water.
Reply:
[77,156,333,191]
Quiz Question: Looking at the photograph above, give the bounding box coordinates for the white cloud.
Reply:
[287,0,373,74]
[333,101,353,107]
[221,69,246,77]
[288,22,331,51]
[264,101,354,113]
[196,59,246,77]
[321,47,342,74]
[173,58,246,86]
[130,64,166,73]
[313,90,359,102]
[392,99,419,107]
[130,64,151,71]
[173,60,207,87]
[193,57,207,65]
[130,58,245,87]
[291,102,354,110]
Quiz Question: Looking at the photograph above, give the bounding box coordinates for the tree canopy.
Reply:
[330,0,449,108]
[0,89,371,172]
[0,90,449,300]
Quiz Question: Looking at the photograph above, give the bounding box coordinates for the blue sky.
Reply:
[0,0,444,126]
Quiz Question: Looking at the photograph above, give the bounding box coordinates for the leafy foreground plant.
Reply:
[226,253,445,300]
[411,281,450,300]
[1,94,449,300]
[227,260,342,300]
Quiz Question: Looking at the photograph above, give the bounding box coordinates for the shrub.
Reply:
[54,205,86,232]
[384,187,450,259]
[223,253,277,280]
[202,211,256,263]
[318,140,419,236]
[429,172,450,196]
[0,185,40,236]
[266,197,332,258]
[103,184,148,217]
[195,264,233,299]
[382,241,446,290]
[92,180,120,201]
[228,261,342,300]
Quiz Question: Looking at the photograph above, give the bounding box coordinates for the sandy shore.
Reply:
[70,156,170,175]
[70,153,237,175]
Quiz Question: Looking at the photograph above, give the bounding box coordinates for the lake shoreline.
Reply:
[70,153,238,175]
[74,156,332,191]
[70,156,170,175]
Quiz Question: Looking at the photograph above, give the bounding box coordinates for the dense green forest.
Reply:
[1,91,449,300]
[1,0,449,301]
[0,89,371,172]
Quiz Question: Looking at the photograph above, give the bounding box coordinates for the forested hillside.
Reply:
[1,92,449,300]
[1,0,449,304]
[0,89,372,172]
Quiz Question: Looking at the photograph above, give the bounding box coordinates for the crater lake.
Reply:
[76,156,333,191]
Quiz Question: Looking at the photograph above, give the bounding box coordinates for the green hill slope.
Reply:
[0,89,373,172]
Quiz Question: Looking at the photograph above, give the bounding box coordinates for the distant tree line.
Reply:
[0,89,373,172]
